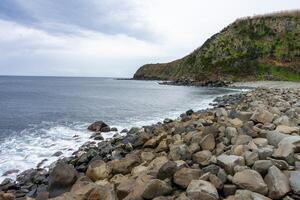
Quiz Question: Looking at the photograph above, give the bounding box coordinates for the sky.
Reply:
[0,0,299,77]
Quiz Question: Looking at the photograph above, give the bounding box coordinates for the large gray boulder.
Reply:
[289,171,300,195]
[264,166,290,199]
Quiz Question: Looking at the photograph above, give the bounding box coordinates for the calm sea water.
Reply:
[0,76,242,180]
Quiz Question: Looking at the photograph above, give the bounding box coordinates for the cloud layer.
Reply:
[0,0,299,77]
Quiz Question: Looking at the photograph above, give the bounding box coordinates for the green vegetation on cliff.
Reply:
[134,10,300,82]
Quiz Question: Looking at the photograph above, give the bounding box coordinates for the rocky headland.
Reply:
[1,86,300,199]
[134,10,300,83]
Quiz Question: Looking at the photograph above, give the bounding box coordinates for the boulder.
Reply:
[264,166,290,199]
[232,169,268,195]
[173,167,202,188]
[141,152,155,162]
[88,121,109,132]
[266,131,289,147]
[289,171,300,195]
[186,180,219,200]
[48,162,78,198]
[223,184,236,197]
[109,153,140,175]
[116,178,136,199]
[88,184,117,200]
[169,144,191,161]
[192,150,212,166]
[244,151,259,166]
[234,189,271,200]
[141,179,172,199]
[273,135,300,164]
[217,154,245,175]
[157,161,177,180]
[252,160,273,176]
[200,134,215,151]
[276,125,299,134]
[123,174,153,200]
[236,112,253,121]
[251,109,274,124]
[70,178,97,199]
[86,160,112,181]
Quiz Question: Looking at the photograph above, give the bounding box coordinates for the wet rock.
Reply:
[101,126,111,132]
[186,109,194,116]
[121,129,128,133]
[52,151,63,157]
[48,162,78,198]
[173,167,202,188]
[2,169,19,176]
[88,121,109,132]
[264,165,290,199]
[232,169,268,195]
[141,179,172,199]
[163,118,173,124]
[110,127,118,132]
[186,180,219,200]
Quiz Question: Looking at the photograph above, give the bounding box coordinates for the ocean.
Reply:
[0,76,242,180]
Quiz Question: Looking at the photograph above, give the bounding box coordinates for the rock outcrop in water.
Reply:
[134,10,300,83]
[2,87,300,199]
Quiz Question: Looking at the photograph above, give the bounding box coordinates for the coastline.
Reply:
[1,85,300,199]
[231,81,300,89]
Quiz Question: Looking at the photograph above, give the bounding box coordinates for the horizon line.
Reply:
[0,74,132,79]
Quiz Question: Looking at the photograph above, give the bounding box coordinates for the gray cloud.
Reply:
[0,0,299,77]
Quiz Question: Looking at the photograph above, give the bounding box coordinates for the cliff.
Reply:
[134,10,300,82]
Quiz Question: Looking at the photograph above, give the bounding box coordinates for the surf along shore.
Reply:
[1,82,300,199]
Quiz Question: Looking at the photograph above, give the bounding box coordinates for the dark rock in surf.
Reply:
[88,121,109,132]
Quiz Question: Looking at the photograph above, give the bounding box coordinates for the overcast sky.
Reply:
[0,0,298,77]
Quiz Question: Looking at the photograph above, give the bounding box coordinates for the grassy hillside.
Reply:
[134,10,300,82]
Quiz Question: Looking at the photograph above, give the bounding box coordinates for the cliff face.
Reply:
[134,11,300,82]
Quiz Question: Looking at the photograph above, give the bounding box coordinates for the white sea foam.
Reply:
[0,122,92,182]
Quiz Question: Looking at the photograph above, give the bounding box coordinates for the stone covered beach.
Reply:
[2,86,300,199]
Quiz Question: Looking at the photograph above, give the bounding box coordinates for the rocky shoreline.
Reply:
[2,87,300,199]
[158,80,232,87]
